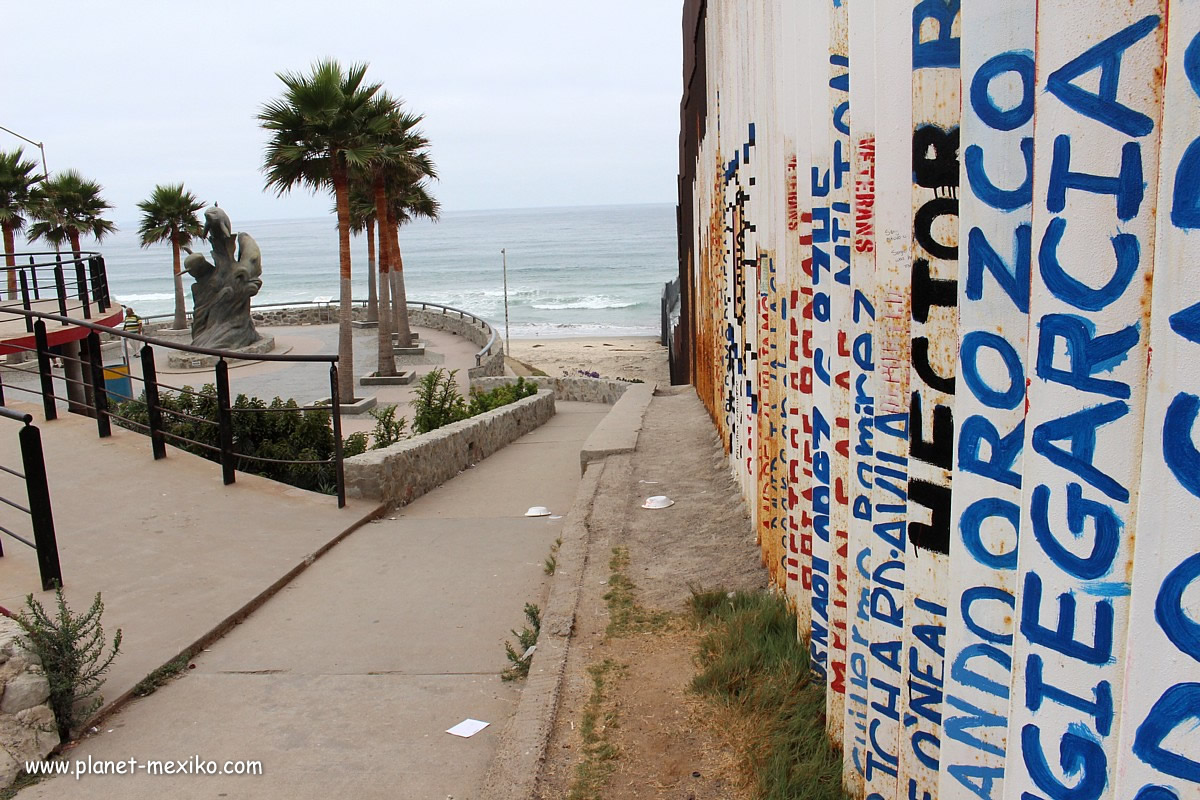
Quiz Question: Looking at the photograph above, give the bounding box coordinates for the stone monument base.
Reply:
[168,336,276,369]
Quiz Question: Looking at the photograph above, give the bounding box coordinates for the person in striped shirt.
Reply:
[122,308,143,358]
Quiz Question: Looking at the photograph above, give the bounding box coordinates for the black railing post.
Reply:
[19,270,33,333]
[74,258,91,320]
[88,256,103,310]
[54,260,68,320]
[215,358,235,485]
[97,256,111,309]
[28,255,39,300]
[19,422,63,590]
[141,345,167,460]
[85,331,111,437]
[329,364,345,508]
[33,321,56,421]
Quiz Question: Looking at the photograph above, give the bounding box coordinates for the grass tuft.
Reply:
[132,654,190,698]
[603,547,670,637]
[567,658,626,800]
[689,588,848,800]
[544,537,563,575]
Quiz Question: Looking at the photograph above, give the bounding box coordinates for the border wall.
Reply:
[676,2,1200,799]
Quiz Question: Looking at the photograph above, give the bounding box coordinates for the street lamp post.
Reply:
[0,125,50,187]
[501,248,510,357]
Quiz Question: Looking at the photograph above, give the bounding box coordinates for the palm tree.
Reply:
[28,169,116,256]
[387,174,440,350]
[347,179,378,324]
[259,59,396,403]
[27,170,114,413]
[0,148,44,297]
[137,184,205,330]
[361,103,433,377]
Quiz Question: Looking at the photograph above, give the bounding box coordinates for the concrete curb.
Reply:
[579,382,654,473]
[479,459,606,800]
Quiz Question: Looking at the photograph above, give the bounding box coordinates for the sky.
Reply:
[4,1,683,226]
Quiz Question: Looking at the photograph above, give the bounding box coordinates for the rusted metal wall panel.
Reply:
[787,0,817,639]
[901,1,962,797]
[844,0,878,795]
[937,2,1034,798]
[804,0,836,685]
[825,0,855,748]
[1004,5,1166,800]
[865,3,913,797]
[1115,6,1200,798]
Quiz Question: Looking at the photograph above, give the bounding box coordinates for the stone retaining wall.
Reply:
[0,617,56,788]
[343,389,555,507]
[470,376,634,405]
[406,309,505,379]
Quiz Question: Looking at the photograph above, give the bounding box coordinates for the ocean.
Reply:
[90,203,678,338]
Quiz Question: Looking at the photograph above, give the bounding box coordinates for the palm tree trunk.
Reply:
[365,225,378,323]
[63,231,88,413]
[376,227,394,377]
[332,158,356,403]
[2,224,16,299]
[390,225,412,348]
[171,232,188,330]
[373,178,396,377]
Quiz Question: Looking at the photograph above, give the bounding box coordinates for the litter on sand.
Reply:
[446,719,490,738]
[641,495,675,509]
[639,480,660,484]
[525,506,551,517]
[549,515,563,520]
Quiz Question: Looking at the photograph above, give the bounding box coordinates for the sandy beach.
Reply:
[506,335,670,386]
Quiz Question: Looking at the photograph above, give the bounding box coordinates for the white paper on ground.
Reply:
[446,719,490,738]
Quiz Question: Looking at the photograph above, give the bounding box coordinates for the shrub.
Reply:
[411,368,469,434]
[115,387,343,493]
[15,589,122,742]
[467,377,538,416]
[501,603,541,681]
[368,404,408,448]
[342,431,369,458]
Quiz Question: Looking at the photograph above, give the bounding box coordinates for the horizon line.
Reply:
[107,199,677,230]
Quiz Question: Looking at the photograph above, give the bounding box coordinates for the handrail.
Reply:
[406,300,500,366]
[0,306,338,364]
[1,250,100,263]
[0,407,33,425]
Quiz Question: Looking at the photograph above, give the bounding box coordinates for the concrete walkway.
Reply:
[0,405,380,709]
[20,401,607,800]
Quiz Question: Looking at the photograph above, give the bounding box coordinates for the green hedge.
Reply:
[115,386,340,494]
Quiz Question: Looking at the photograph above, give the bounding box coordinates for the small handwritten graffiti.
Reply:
[846,131,878,781]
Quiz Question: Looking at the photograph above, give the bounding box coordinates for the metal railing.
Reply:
[0,306,346,507]
[407,300,500,366]
[142,298,501,366]
[0,406,62,591]
[0,250,112,326]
